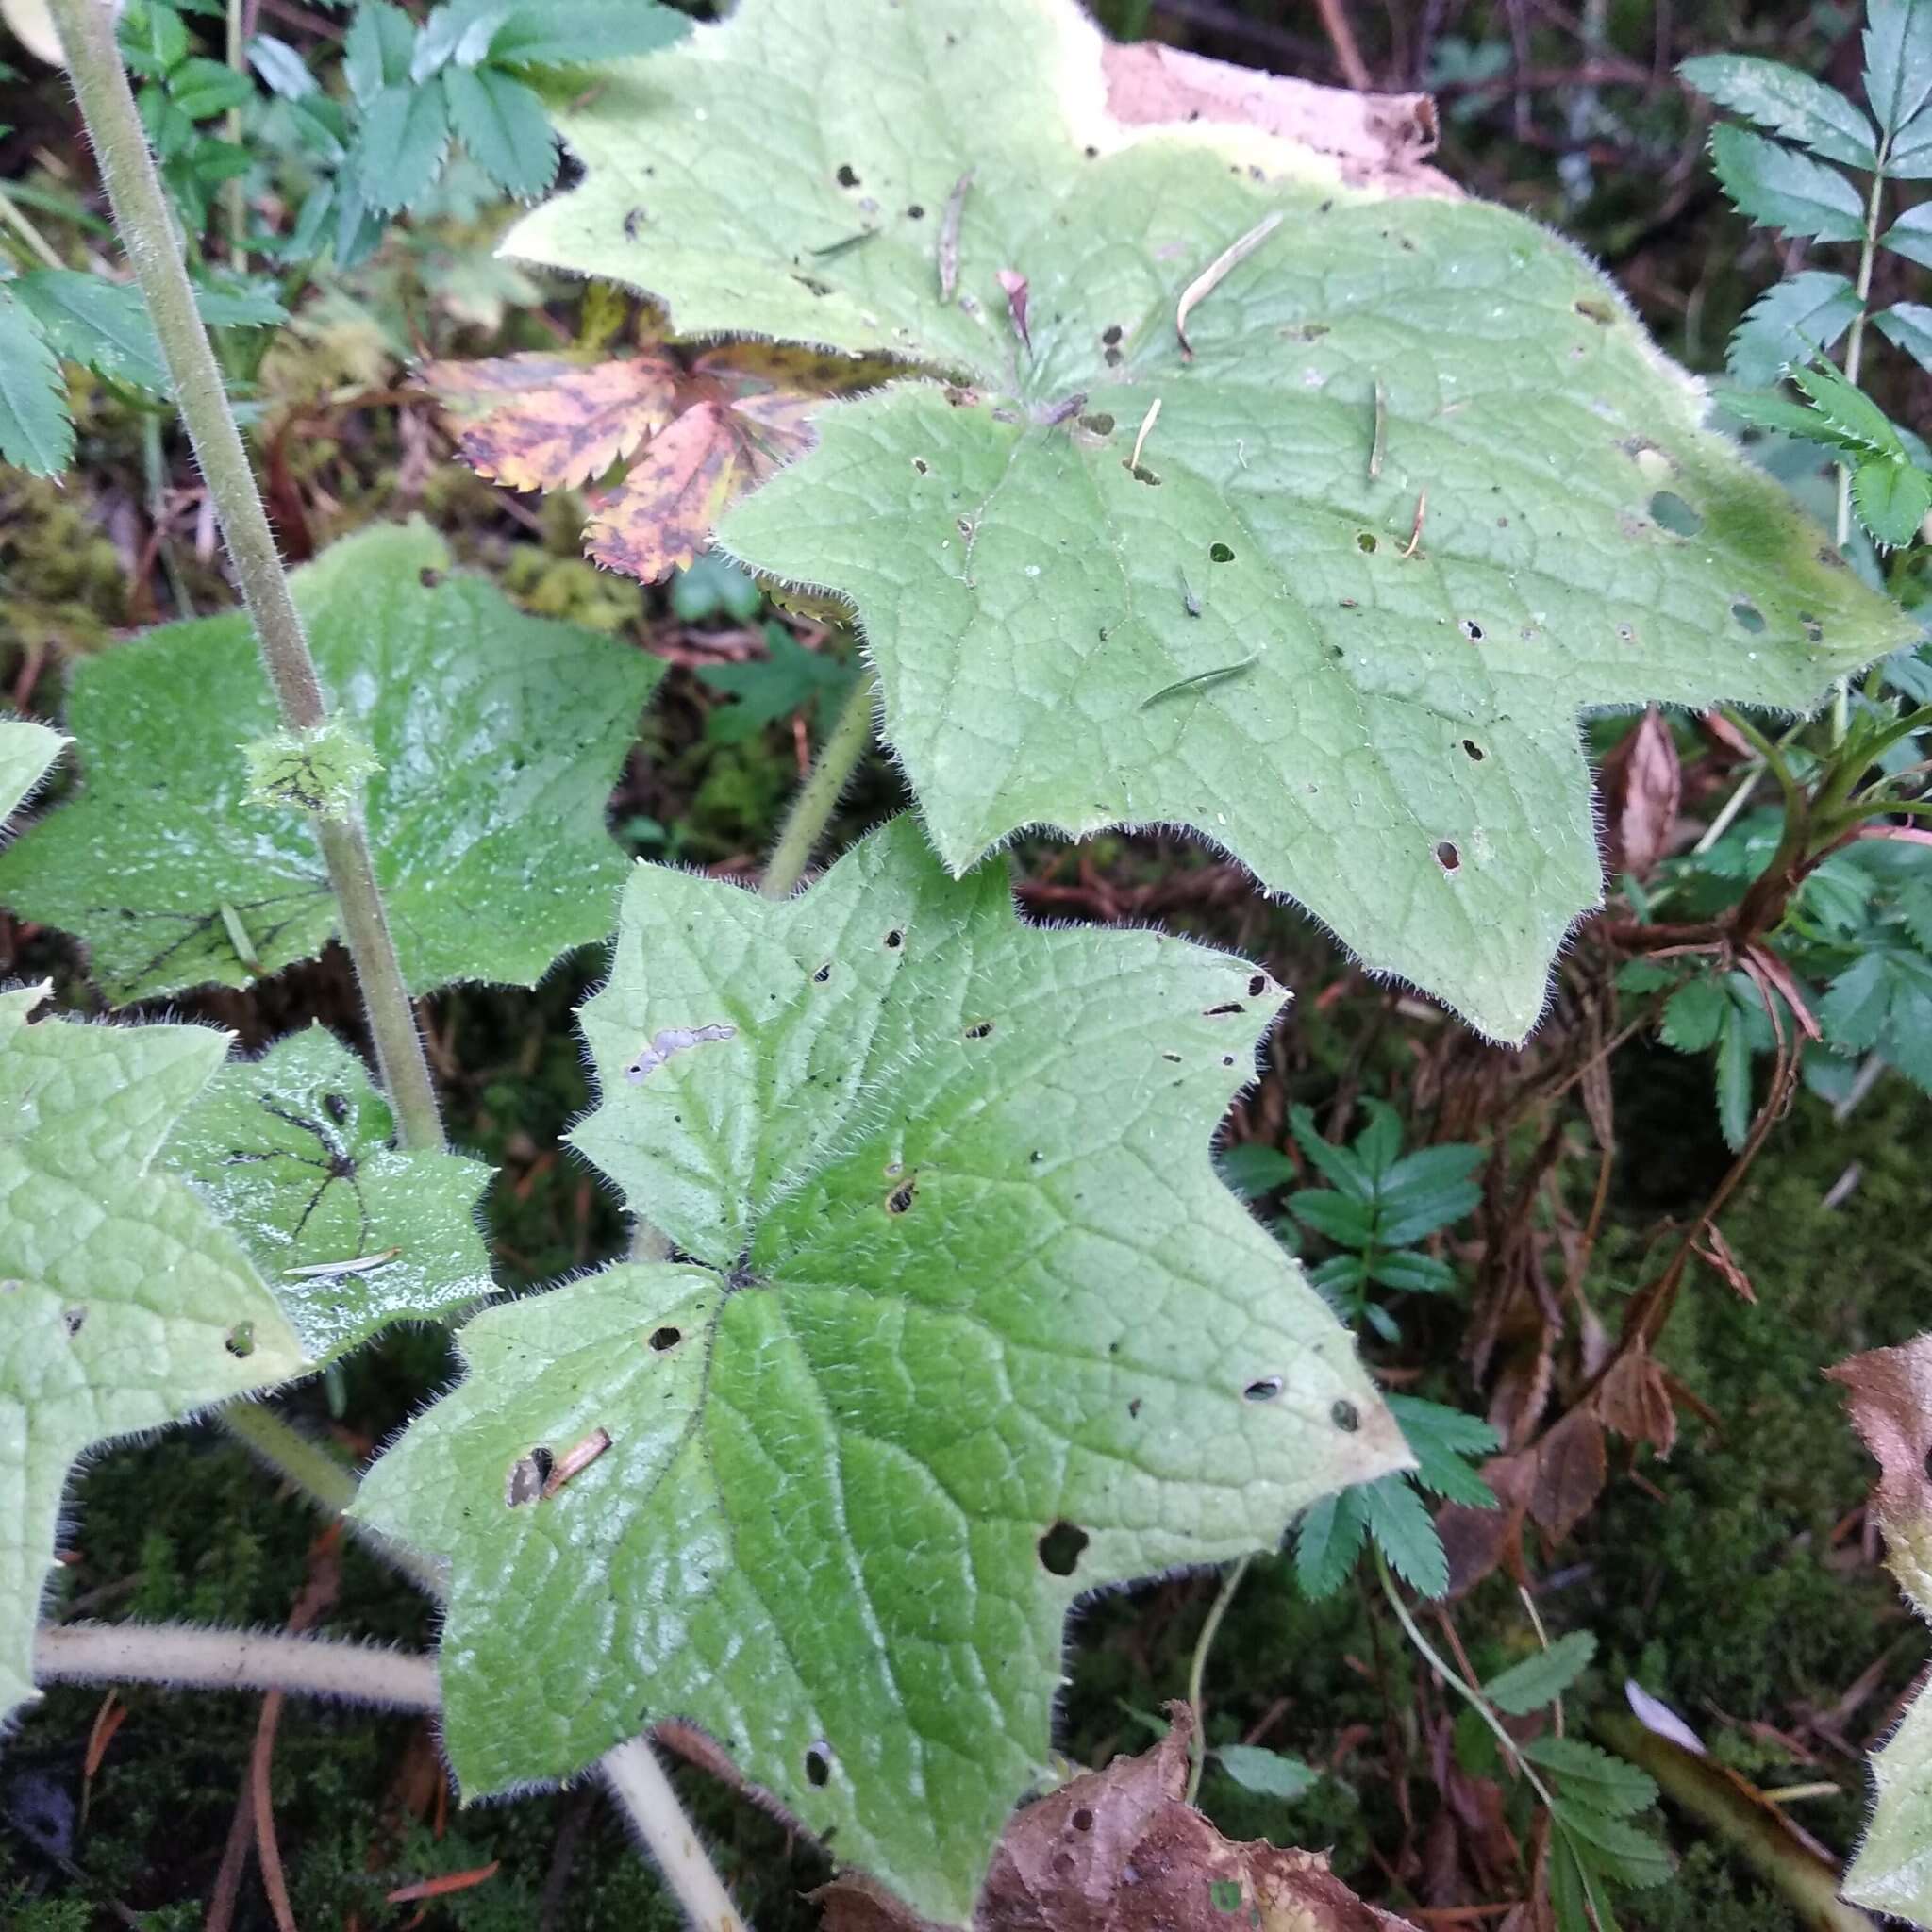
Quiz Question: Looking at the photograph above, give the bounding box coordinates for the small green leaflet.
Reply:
[696,623,857,742]
[161,1025,494,1363]
[0,986,308,1724]
[1864,0,1932,141]
[0,522,659,1004]
[1481,1629,1596,1714]
[1678,53,1879,169]
[1707,125,1868,242]
[355,817,1407,1924]
[0,719,65,824]
[505,0,1908,1041]
[0,286,71,476]
[1215,1743,1318,1800]
[1725,271,1860,387]
[1521,1736,1659,1818]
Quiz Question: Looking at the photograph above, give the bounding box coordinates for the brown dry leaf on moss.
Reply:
[419,336,898,582]
[817,1704,1417,1932]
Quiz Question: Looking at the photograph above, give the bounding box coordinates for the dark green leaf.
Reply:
[1375,1143,1483,1244]
[1660,975,1727,1051]
[444,63,556,199]
[1719,387,1870,451]
[696,626,856,744]
[1295,1489,1369,1599]
[1354,1100,1404,1179]
[1367,1249,1458,1294]
[139,81,198,159]
[0,290,72,477]
[1521,1736,1659,1818]
[1551,1826,1624,1932]
[11,270,167,392]
[1217,1142,1296,1202]
[344,0,417,108]
[1790,358,1908,454]
[484,0,689,67]
[1482,1630,1597,1714]
[1864,0,1932,139]
[1359,1472,1449,1598]
[1390,1394,1498,1506]
[356,77,452,213]
[1551,1800,1674,1890]
[1678,53,1877,168]
[1287,1104,1374,1199]
[1714,998,1756,1151]
[1726,271,1860,386]
[169,55,255,119]
[1709,125,1867,242]
[1288,1190,1377,1248]
[670,553,762,623]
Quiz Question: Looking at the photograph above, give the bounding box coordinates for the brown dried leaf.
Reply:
[1598,705,1682,879]
[1693,1224,1757,1305]
[419,352,679,491]
[818,1707,1418,1932]
[1829,1335,1932,1616]
[1099,41,1457,199]
[1527,1408,1606,1543]
[1596,1350,1677,1457]
[1439,1451,1534,1598]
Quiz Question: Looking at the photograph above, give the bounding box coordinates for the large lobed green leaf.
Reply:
[356,818,1406,1922]
[0,523,660,1004]
[0,986,308,1722]
[162,1025,494,1363]
[499,0,1908,1043]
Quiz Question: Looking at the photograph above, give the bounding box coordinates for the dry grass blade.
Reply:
[1175,211,1283,359]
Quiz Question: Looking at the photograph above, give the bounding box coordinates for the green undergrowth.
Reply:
[9,1076,1922,1924]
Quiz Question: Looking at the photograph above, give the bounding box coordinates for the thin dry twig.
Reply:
[1176,211,1283,358]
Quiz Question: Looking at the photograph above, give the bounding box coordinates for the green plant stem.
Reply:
[1831,147,1890,744]
[0,176,65,270]
[1373,1551,1559,1816]
[1594,1711,1877,1932]
[48,0,444,1155]
[225,0,248,268]
[35,1621,440,1711]
[760,662,877,899]
[1182,1552,1250,1806]
[215,1398,751,1928]
[220,1397,447,1594]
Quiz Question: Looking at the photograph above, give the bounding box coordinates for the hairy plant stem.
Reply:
[47,0,444,1154]
[1182,1553,1250,1806]
[208,1399,751,1931]
[35,1622,441,1711]
[760,660,878,899]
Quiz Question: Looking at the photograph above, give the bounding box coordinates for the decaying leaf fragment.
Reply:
[1829,1335,1932,1926]
[817,1705,1417,1931]
[419,336,898,581]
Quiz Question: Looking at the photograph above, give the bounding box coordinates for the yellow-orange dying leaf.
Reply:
[418,352,678,492]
